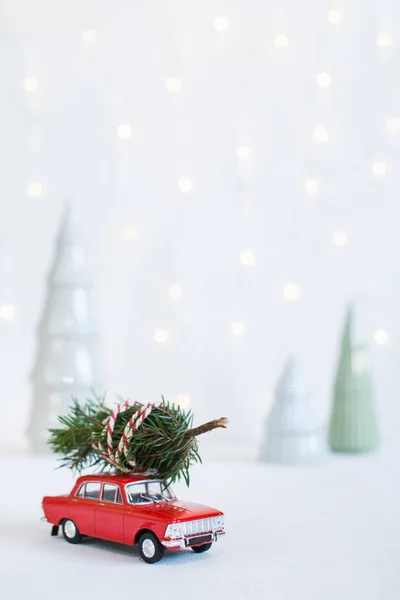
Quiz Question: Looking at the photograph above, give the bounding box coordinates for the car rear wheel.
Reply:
[191,542,212,553]
[62,519,82,544]
[138,532,164,564]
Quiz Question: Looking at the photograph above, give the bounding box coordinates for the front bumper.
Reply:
[162,530,225,549]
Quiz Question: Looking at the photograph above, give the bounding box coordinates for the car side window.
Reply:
[116,488,123,504]
[126,483,149,504]
[102,483,119,503]
[76,484,85,497]
[85,482,101,500]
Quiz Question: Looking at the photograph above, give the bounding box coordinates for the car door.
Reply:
[123,482,157,545]
[95,483,124,543]
[69,481,100,536]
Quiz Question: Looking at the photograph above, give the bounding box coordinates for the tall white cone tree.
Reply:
[328,304,379,453]
[260,357,325,464]
[27,205,103,452]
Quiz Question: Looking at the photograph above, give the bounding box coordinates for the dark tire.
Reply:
[138,532,164,564]
[62,519,82,544]
[191,542,212,553]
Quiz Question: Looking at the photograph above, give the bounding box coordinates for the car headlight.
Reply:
[212,515,224,531]
[165,523,184,539]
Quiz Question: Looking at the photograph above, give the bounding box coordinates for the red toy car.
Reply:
[42,473,225,563]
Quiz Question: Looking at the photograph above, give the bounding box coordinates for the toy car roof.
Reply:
[76,472,161,485]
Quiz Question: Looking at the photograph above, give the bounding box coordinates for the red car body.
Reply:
[42,473,225,563]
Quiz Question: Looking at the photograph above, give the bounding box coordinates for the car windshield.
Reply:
[126,480,176,504]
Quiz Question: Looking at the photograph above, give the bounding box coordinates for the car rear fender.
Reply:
[42,495,70,526]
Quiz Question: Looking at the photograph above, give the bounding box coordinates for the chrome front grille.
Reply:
[183,518,213,536]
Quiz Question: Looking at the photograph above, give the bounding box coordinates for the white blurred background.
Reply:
[1,0,399,455]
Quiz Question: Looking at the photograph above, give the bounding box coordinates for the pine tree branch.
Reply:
[48,396,228,485]
[186,417,228,438]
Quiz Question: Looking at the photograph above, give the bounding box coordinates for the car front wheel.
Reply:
[138,532,164,564]
[191,542,212,553]
[62,519,82,544]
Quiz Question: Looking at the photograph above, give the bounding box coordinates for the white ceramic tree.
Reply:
[27,205,103,452]
[259,357,326,464]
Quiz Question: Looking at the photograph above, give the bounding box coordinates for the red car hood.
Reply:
[149,500,222,521]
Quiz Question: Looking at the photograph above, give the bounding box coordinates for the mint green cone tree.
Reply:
[328,304,380,453]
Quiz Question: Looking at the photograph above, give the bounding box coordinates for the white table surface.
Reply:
[0,453,399,599]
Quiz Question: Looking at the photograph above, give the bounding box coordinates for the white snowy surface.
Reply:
[0,455,399,599]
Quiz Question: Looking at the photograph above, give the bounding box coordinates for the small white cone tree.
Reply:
[27,205,103,452]
[260,357,325,464]
[328,303,379,453]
